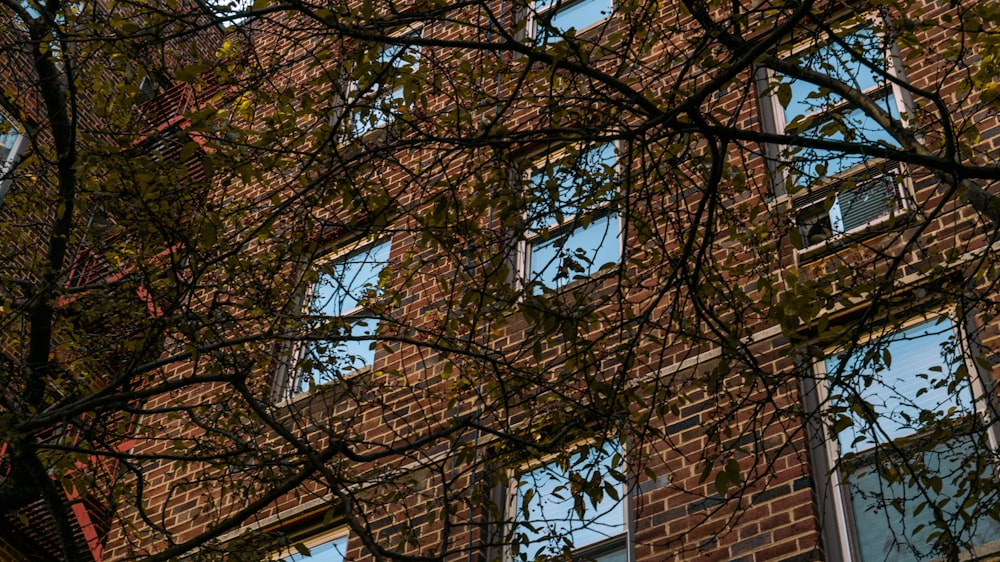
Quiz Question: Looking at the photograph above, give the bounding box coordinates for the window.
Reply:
[521,143,621,291]
[283,239,391,398]
[350,29,422,134]
[275,531,348,562]
[816,317,1000,561]
[14,0,44,26]
[14,1,74,54]
[513,441,628,562]
[530,0,612,42]
[760,26,910,247]
[0,111,26,203]
[0,113,23,166]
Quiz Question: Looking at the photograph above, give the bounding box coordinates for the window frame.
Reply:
[508,440,631,562]
[0,110,27,204]
[528,0,613,42]
[517,142,623,292]
[757,20,914,251]
[276,237,392,401]
[348,26,423,135]
[271,528,349,562]
[808,314,1000,561]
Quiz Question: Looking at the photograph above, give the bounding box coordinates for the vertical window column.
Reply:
[522,142,621,291]
[513,441,629,562]
[818,318,1000,561]
[760,26,910,247]
[285,239,392,398]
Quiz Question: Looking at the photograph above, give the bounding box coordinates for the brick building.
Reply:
[2,1,1000,561]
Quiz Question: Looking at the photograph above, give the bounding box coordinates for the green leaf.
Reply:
[777,82,792,108]
[520,488,534,513]
[789,226,804,249]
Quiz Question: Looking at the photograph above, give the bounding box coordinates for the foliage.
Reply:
[1,0,1000,560]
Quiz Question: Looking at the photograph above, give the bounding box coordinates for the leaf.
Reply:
[520,488,534,513]
[777,82,792,108]
[174,62,211,82]
[929,476,943,494]
[789,226,804,249]
[715,468,730,496]
[200,221,218,247]
[604,481,620,501]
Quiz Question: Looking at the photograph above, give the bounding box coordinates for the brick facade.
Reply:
[3,1,1000,561]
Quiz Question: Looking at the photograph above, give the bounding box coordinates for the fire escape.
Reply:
[0,78,221,561]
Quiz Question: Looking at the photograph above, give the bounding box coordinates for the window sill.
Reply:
[532,17,611,45]
[521,261,620,299]
[793,208,909,263]
[273,363,373,408]
[933,537,1000,561]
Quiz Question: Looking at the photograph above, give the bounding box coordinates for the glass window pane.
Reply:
[311,241,391,316]
[0,115,20,163]
[293,241,390,394]
[529,143,616,230]
[285,535,348,562]
[848,438,1000,562]
[826,319,1000,560]
[353,30,421,132]
[530,212,619,289]
[788,96,900,180]
[516,442,625,560]
[826,318,973,454]
[299,317,378,390]
[536,0,611,39]
[591,548,628,562]
[782,29,884,120]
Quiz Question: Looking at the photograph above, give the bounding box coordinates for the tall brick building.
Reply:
[2,1,1000,561]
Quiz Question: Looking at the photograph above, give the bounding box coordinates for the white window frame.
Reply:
[518,142,622,292]
[812,314,1000,561]
[271,528,349,562]
[348,27,422,135]
[759,20,913,251]
[528,0,612,42]
[509,440,631,562]
[278,238,392,401]
[0,110,27,204]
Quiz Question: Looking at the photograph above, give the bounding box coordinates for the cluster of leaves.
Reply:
[1,0,1000,561]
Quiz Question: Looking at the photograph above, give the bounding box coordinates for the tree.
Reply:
[1,0,1000,560]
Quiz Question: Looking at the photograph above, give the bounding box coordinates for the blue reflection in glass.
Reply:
[783,29,883,119]
[285,536,347,562]
[527,143,619,290]
[826,319,1000,561]
[535,0,611,41]
[0,116,19,163]
[790,96,900,180]
[353,31,421,133]
[296,241,391,393]
[827,319,967,454]
[517,442,625,560]
[777,29,899,182]
[530,213,619,290]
